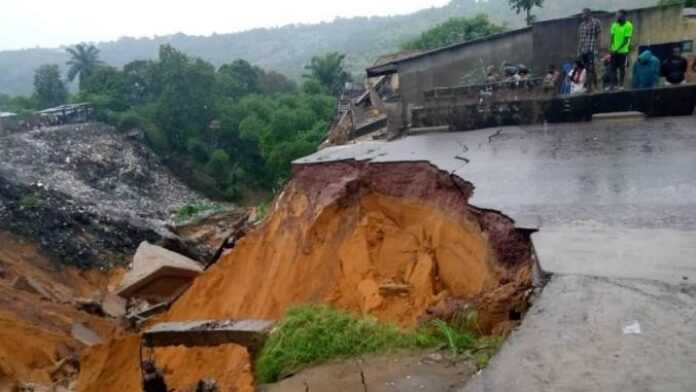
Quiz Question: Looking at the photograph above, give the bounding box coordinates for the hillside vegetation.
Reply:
[0,0,657,96]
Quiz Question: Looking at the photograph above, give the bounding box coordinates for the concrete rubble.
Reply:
[117,241,203,303]
[143,319,274,354]
[75,292,127,319]
[70,323,104,347]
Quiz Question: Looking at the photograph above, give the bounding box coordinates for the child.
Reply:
[569,60,587,95]
[544,65,561,92]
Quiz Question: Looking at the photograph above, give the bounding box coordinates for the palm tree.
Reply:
[303,52,351,96]
[66,43,102,90]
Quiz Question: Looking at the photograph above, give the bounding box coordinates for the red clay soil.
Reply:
[0,231,122,389]
[78,161,534,392]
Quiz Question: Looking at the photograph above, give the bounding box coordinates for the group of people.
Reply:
[556,8,693,95]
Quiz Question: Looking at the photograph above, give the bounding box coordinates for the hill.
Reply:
[0,0,657,96]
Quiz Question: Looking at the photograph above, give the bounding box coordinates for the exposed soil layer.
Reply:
[78,161,534,392]
[0,231,122,389]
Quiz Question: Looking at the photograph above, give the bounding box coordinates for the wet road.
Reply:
[299,116,696,391]
[298,116,696,283]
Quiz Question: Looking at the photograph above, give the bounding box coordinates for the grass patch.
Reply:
[174,201,224,224]
[19,193,42,210]
[255,305,495,383]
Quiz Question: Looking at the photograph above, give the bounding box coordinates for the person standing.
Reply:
[632,49,661,89]
[610,10,633,90]
[577,8,601,91]
[662,45,689,86]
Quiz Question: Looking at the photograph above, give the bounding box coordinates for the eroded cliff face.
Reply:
[78,161,535,392]
[0,231,123,390]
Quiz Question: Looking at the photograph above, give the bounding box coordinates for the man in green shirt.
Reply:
[610,10,633,89]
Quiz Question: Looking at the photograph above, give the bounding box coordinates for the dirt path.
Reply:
[259,351,476,392]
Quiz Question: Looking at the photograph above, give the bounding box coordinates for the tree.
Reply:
[658,0,696,6]
[508,0,544,25]
[123,60,160,104]
[154,45,217,151]
[303,53,351,96]
[402,15,507,50]
[80,66,129,111]
[33,64,68,109]
[66,43,103,91]
[217,60,263,98]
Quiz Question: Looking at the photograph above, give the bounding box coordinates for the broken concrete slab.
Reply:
[71,323,104,346]
[117,242,203,302]
[296,118,696,284]
[142,320,274,353]
[462,274,696,392]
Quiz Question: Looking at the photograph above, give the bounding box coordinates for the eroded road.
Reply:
[298,116,696,391]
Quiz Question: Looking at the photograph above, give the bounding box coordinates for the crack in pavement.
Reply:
[355,359,368,392]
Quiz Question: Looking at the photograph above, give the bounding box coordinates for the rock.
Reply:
[379,282,412,296]
[75,297,106,317]
[11,275,53,300]
[50,355,80,381]
[14,383,51,392]
[195,379,219,392]
[71,323,104,346]
[101,292,127,318]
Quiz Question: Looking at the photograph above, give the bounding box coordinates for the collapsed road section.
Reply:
[77,160,539,392]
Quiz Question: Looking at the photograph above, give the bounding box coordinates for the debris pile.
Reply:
[0,123,207,268]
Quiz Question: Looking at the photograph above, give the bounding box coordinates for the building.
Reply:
[366,4,696,115]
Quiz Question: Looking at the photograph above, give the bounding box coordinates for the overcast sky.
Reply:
[0,0,451,51]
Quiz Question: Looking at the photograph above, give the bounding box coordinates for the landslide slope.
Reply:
[0,231,122,389]
[0,123,204,268]
[79,161,534,392]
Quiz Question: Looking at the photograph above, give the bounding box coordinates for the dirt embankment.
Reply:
[78,161,534,392]
[0,231,123,390]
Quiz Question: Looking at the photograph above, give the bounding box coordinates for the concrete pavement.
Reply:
[298,116,696,390]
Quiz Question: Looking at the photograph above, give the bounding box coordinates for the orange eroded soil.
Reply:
[78,162,533,392]
[0,231,122,388]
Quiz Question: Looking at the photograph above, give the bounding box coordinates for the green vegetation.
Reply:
[303,52,352,96]
[2,44,340,203]
[255,305,501,384]
[402,15,507,51]
[508,0,545,25]
[658,0,696,6]
[33,64,68,109]
[0,0,657,97]
[174,201,225,223]
[66,46,339,202]
[19,193,42,210]
[66,44,103,91]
